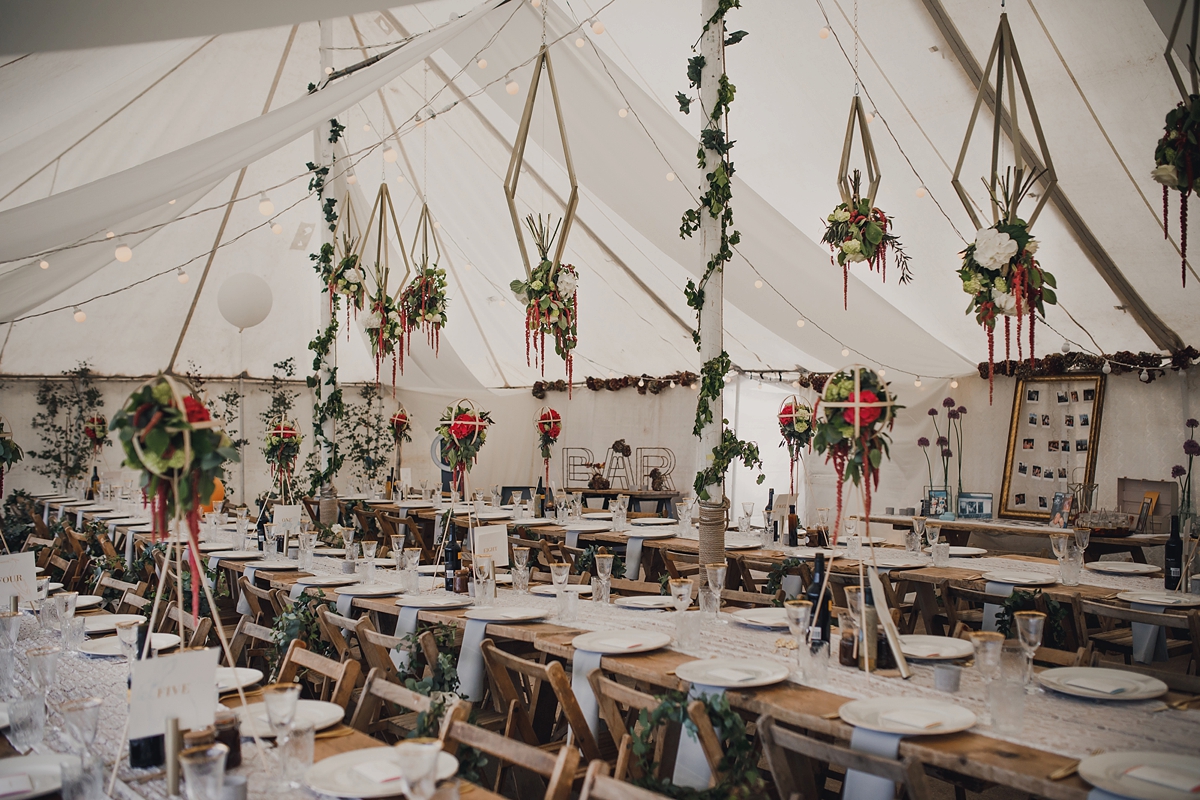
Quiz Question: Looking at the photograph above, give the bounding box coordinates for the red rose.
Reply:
[842,390,882,427]
[545,423,561,438]
[449,413,478,440]
[183,396,210,423]
[778,404,795,427]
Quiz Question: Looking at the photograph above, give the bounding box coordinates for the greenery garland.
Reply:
[574,545,624,579]
[693,422,764,501]
[345,384,394,486]
[694,352,730,438]
[763,557,804,606]
[1,490,35,553]
[995,588,1068,649]
[0,421,24,499]
[269,589,337,681]
[629,690,763,800]
[976,346,1200,383]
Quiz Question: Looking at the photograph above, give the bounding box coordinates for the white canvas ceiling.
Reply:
[0,0,1191,391]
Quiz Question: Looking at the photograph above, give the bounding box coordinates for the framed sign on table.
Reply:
[999,374,1105,521]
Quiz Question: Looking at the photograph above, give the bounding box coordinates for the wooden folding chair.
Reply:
[62,525,87,557]
[659,550,702,580]
[374,511,403,557]
[351,506,380,540]
[161,604,213,648]
[300,496,321,524]
[579,761,673,800]
[758,714,932,800]
[587,671,721,784]
[398,515,435,563]
[355,618,403,683]
[445,717,579,800]
[316,606,363,663]
[349,666,469,738]
[237,575,283,625]
[1072,595,1196,665]
[479,637,603,762]
[22,535,56,554]
[94,572,147,610]
[225,616,276,668]
[276,638,361,710]
[48,553,85,592]
[609,578,670,597]
[721,587,782,608]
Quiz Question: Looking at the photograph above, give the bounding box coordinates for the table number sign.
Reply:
[128,647,219,739]
[0,551,37,602]
[473,524,509,567]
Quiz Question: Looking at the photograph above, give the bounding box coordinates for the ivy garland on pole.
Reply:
[677,1,760,503]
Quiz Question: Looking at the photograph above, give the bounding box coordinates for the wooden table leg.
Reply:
[914,582,942,636]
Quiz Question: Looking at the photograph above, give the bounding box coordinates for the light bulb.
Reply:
[608,371,616,378]
[258,195,274,216]
[395,174,405,183]
[464,263,473,271]
[618,108,628,118]
[665,172,676,181]
[915,186,927,198]
[878,369,886,377]
[669,380,676,388]
[819,26,830,39]
[1060,341,1071,353]
[505,79,519,95]
[433,221,440,229]
[591,19,605,34]
[271,222,283,235]
[950,379,959,389]
[383,147,398,163]
[724,374,733,383]
[841,348,850,357]
[114,244,132,262]
[1140,369,1150,382]
[531,0,540,6]
[106,231,115,239]
[638,378,645,387]
[363,124,371,132]
[347,174,358,185]
[477,58,487,69]
[914,378,922,387]
[324,66,333,75]
[1102,361,1112,374]
[864,111,875,123]
[39,259,49,270]
[177,269,189,284]
[168,199,177,205]
[754,279,763,289]
[73,307,86,323]
[791,380,801,388]
[576,37,585,47]
[796,318,805,328]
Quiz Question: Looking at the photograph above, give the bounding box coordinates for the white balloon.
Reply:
[217,273,272,330]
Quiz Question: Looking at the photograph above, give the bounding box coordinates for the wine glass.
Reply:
[0,610,21,647]
[262,683,301,774]
[816,508,830,543]
[594,553,614,582]
[669,579,692,618]
[179,743,230,800]
[57,696,103,775]
[1013,611,1045,694]
[1049,533,1070,561]
[393,740,443,800]
[116,620,141,679]
[341,525,356,555]
[705,563,727,621]
[512,547,531,593]
[741,502,755,521]
[549,562,570,593]
[1072,527,1090,555]
[784,600,813,677]
[54,592,78,631]
[968,631,1004,682]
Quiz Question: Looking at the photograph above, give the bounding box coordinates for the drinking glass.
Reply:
[0,610,21,646]
[931,542,951,568]
[761,509,774,549]
[264,525,279,561]
[490,486,502,508]
[571,493,583,519]
[741,502,755,520]
[1049,533,1070,560]
[57,696,102,757]
[816,508,830,537]
[391,535,406,559]
[474,556,495,606]
[235,507,248,521]
[38,596,59,633]
[62,616,86,653]
[419,479,429,499]
[393,740,443,800]
[512,548,531,594]
[845,515,858,539]
[1000,642,1025,684]
[555,499,569,525]
[27,645,61,695]
[737,515,751,535]
[363,540,378,560]
[7,693,46,751]
[0,648,14,698]
[905,528,922,553]
[845,535,862,561]
[341,525,356,554]
[549,562,571,619]
[669,578,692,615]
[55,592,79,628]
[1014,611,1045,693]
[705,563,727,621]
[926,523,941,548]
[784,600,812,671]
[357,552,375,585]
[594,553,614,582]
[116,620,141,678]
[1059,545,1082,586]
[179,743,229,800]
[804,640,830,686]
[987,680,1025,734]
[969,631,1004,682]
[281,719,315,787]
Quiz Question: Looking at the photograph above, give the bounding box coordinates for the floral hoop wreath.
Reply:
[83,414,108,454]
[390,406,411,472]
[812,366,900,540]
[436,399,493,494]
[535,406,562,488]
[0,416,22,499]
[264,417,303,505]
[777,396,814,495]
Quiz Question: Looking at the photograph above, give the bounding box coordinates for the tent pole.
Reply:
[696,0,726,569]
[316,19,338,505]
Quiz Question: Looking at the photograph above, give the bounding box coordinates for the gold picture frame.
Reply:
[999,374,1105,521]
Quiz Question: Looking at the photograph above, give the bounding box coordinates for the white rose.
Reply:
[1024,238,1038,255]
[1152,164,1181,188]
[841,239,862,255]
[832,208,851,223]
[364,311,382,329]
[513,288,529,305]
[556,270,577,295]
[991,286,1018,315]
[345,267,363,283]
[973,226,1018,271]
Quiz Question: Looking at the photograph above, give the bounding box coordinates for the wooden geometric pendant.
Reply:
[409,201,440,269]
[951,12,1057,230]
[838,95,881,205]
[503,46,579,279]
[1164,0,1199,103]
[353,182,411,294]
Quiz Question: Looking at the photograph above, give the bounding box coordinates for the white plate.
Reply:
[395,595,473,609]
[313,548,346,556]
[512,517,555,527]
[462,607,547,623]
[836,536,890,546]
[923,546,988,557]
[674,658,789,689]
[83,614,144,634]
[237,699,345,738]
[90,511,131,520]
[583,511,614,519]
[613,595,676,610]
[1037,667,1169,701]
[562,520,612,532]
[241,561,299,570]
[899,635,975,660]
[80,632,179,656]
[630,517,678,526]
[215,667,264,692]
[394,501,435,509]
[622,529,679,541]
[839,697,977,736]
[0,753,80,800]
[871,555,926,569]
[73,595,104,611]
[473,509,513,521]
[334,584,403,597]
[724,538,762,551]
[0,701,7,728]
[294,577,359,588]
[729,607,790,629]
[1079,751,1200,800]
[572,630,672,655]
[1085,562,1161,576]
[303,748,457,798]
[980,571,1056,586]
[417,565,446,575]
[1116,591,1200,608]
[46,583,63,593]
[190,542,227,553]
[206,550,262,559]
[531,584,592,596]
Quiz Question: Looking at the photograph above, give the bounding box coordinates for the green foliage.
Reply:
[29,363,107,489]
[574,545,623,579]
[693,422,764,501]
[260,358,300,430]
[2,489,35,552]
[764,558,804,605]
[995,589,1068,649]
[629,690,763,800]
[270,590,336,680]
[327,118,345,143]
[344,384,394,485]
[694,352,730,437]
[812,368,899,488]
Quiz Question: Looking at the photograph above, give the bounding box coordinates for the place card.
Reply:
[353,760,405,784]
[1125,765,1200,792]
[0,774,34,797]
[0,551,37,602]
[128,647,219,739]
[473,525,509,567]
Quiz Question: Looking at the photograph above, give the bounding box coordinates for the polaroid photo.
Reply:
[1048,440,1060,452]
[1018,462,1028,475]
[1044,466,1055,480]
[1070,391,1079,403]
[1028,413,1038,426]
[1026,389,1041,403]
[1057,467,1068,479]
[1083,389,1095,402]
[1056,392,1069,404]
[1038,496,1048,509]
[1080,414,1090,427]
[1031,465,1042,478]
[1041,414,1051,426]
[1022,438,1034,450]
[1061,440,1071,452]
[1076,439,1089,453]
[1064,415,1074,427]
[1014,493,1026,506]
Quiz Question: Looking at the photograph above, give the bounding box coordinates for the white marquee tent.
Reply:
[0,0,1195,516]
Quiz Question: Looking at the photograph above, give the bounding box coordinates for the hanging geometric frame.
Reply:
[837,95,881,206]
[1164,0,1199,104]
[951,12,1057,230]
[409,202,441,269]
[353,182,412,292]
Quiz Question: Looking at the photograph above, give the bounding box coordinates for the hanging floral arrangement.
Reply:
[959,224,1056,403]
[436,400,493,493]
[821,171,912,309]
[110,374,238,618]
[0,420,24,499]
[364,268,403,391]
[510,215,579,393]
[330,231,366,316]
[1152,96,1200,286]
[398,265,448,370]
[812,366,899,540]
[777,397,813,495]
[389,408,412,445]
[535,407,562,489]
[263,420,303,505]
[83,415,108,454]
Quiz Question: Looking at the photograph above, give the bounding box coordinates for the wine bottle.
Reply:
[1165,515,1183,590]
[765,488,775,512]
[444,532,460,592]
[128,625,165,768]
[787,504,799,548]
[534,477,545,519]
[86,466,99,500]
[255,503,267,552]
[805,552,832,644]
